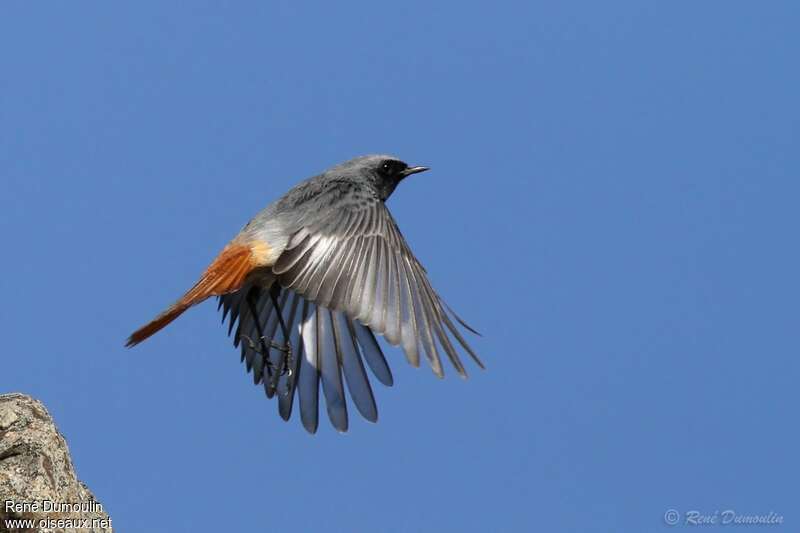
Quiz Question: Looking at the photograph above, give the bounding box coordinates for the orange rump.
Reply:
[126,242,265,347]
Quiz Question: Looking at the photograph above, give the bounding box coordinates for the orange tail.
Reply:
[126,242,262,347]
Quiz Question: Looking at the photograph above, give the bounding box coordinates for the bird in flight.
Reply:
[127,155,483,433]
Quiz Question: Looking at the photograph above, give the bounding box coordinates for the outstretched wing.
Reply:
[220,284,392,433]
[220,199,482,433]
[273,199,482,377]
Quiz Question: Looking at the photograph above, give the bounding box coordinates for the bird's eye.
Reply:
[381,161,393,173]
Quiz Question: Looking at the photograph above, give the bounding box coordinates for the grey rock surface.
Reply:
[0,393,112,532]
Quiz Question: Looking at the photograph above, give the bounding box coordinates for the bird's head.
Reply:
[337,154,429,201]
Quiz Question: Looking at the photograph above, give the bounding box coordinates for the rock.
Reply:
[0,393,112,533]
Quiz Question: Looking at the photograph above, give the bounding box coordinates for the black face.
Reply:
[369,157,428,200]
[377,159,409,180]
[372,159,407,200]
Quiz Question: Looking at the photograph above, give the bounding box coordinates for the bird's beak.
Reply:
[401,166,430,178]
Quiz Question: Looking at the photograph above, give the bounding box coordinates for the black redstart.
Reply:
[127,155,483,433]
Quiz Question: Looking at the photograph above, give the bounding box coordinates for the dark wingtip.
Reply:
[443,301,482,336]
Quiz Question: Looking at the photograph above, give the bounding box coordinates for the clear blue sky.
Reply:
[1,2,798,532]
